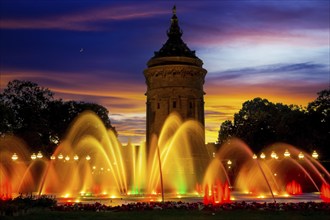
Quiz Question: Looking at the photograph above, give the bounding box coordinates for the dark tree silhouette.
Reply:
[0,80,116,155]
[0,80,55,152]
[306,89,330,159]
[218,90,329,159]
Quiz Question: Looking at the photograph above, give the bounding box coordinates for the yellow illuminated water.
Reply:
[1,112,329,201]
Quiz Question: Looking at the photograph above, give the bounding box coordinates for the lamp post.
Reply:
[11,153,18,161]
[73,155,79,161]
[37,151,43,159]
[58,153,63,160]
[271,151,278,159]
[227,160,232,169]
[260,153,266,159]
[284,149,290,158]
[31,153,37,160]
[86,155,91,161]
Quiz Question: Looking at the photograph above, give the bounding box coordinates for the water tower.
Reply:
[144,6,207,148]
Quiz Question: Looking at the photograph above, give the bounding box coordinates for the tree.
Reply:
[307,89,330,113]
[218,120,234,145]
[0,80,55,151]
[217,98,308,154]
[0,80,116,155]
[47,100,117,151]
[217,90,329,159]
[0,100,15,134]
[307,89,330,159]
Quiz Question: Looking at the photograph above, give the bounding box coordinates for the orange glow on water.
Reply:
[321,183,330,202]
[286,180,302,195]
[203,181,231,205]
[0,178,12,200]
[63,193,70,198]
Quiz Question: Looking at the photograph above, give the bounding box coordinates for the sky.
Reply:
[0,0,329,144]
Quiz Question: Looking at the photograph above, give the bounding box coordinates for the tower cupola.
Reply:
[153,6,196,59]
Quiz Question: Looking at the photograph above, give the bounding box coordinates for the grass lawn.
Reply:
[2,209,329,220]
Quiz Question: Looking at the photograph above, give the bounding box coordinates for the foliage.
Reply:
[218,89,330,159]
[0,196,57,216]
[0,80,55,152]
[306,89,330,159]
[0,80,116,155]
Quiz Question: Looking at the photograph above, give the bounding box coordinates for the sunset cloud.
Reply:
[1,1,328,144]
[208,62,328,84]
[0,3,168,31]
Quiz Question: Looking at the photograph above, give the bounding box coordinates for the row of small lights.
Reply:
[213,150,319,165]
[11,150,319,162]
[252,150,319,160]
[223,150,318,167]
[50,154,91,161]
[11,152,91,161]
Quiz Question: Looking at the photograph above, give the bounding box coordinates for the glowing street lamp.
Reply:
[11,153,18,161]
[37,151,43,159]
[298,152,304,159]
[252,154,257,159]
[58,153,63,160]
[284,149,290,157]
[271,151,277,159]
[260,153,266,159]
[31,153,37,160]
[50,155,56,160]
[227,160,232,169]
[86,155,91,161]
[312,150,318,159]
[65,155,70,161]
[73,155,79,161]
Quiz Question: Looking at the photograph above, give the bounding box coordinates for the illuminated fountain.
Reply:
[147,112,209,196]
[204,138,330,202]
[1,111,329,203]
[0,136,35,200]
[0,111,209,200]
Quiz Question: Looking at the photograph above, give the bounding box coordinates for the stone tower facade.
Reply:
[144,7,207,147]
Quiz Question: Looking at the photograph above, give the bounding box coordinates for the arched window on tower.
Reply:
[157,103,160,109]
[189,102,193,109]
[173,101,176,108]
